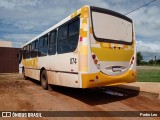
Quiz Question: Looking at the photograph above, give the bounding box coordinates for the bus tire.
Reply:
[22,68,27,80]
[40,70,48,90]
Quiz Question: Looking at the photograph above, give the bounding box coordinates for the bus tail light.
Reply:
[92,53,100,69]
[94,60,98,64]
[92,54,98,64]
[92,54,96,59]
[92,53,99,64]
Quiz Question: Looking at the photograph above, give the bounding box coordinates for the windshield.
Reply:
[91,11,133,44]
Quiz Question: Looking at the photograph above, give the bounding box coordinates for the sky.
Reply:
[0,0,160,61]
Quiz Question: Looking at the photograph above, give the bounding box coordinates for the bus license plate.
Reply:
[112,66,121,72]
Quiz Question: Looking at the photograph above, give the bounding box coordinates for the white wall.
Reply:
[0,40,12,47]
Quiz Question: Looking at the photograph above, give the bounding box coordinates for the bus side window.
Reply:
[57,17,80,54]
[38,35,48,57]
[58,25,68,40]
[31,40,38,58]
[26,44,31,59]
[68,19,80,36]
[35,40,38,57]
[68,18,80,51]
[48,30,57,55]
[35,40,38,49]
[57,24,68,54]
[24,45,27,59]
[23,47,26,59]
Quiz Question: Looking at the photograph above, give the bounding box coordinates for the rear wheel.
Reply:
[40,70,48,90]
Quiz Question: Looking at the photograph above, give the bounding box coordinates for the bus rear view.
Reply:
[20,5,136,89]
[81,6,137,88]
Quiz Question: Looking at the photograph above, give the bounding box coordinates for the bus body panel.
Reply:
[25,68,40,80]
[80,6,137,88]
[47,71,79,88]
[82,70,136,88]
[39,53,79,88]
[20,5,137,89]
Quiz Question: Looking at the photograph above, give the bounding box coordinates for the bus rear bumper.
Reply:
[81,70,137,88]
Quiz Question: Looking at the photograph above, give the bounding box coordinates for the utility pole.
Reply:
[155,56,157,65]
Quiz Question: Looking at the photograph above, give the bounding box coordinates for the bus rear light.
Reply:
[92,54,96,59]
[94,60,98,64]
[96,76,98,79]
[92,53,100,68]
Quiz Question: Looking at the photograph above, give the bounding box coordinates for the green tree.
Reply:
[157,59,160,64]
[137,52,143,66]
[149,59,154,65]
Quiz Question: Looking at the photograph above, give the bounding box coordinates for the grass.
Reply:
[137,66,160,82]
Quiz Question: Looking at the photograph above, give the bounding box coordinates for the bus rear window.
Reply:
[91,11,133,44]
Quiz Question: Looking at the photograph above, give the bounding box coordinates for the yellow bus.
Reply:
[19,5,137,90]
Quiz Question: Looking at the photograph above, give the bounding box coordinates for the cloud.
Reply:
[0,0,159,61]
[136,40,160,61]
[141,52,160,61]
[0,33,37,47]
[0,0,41,10]
[78,0,109,8]
[136,40,160,53]
[127,1,160,44]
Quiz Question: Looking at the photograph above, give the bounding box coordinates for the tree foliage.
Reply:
[137,52,143,66]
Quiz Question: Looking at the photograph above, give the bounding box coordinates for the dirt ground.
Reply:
[0,73,159,120]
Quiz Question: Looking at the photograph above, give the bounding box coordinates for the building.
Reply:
[0,40,12,47]
[0,40,20,73]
